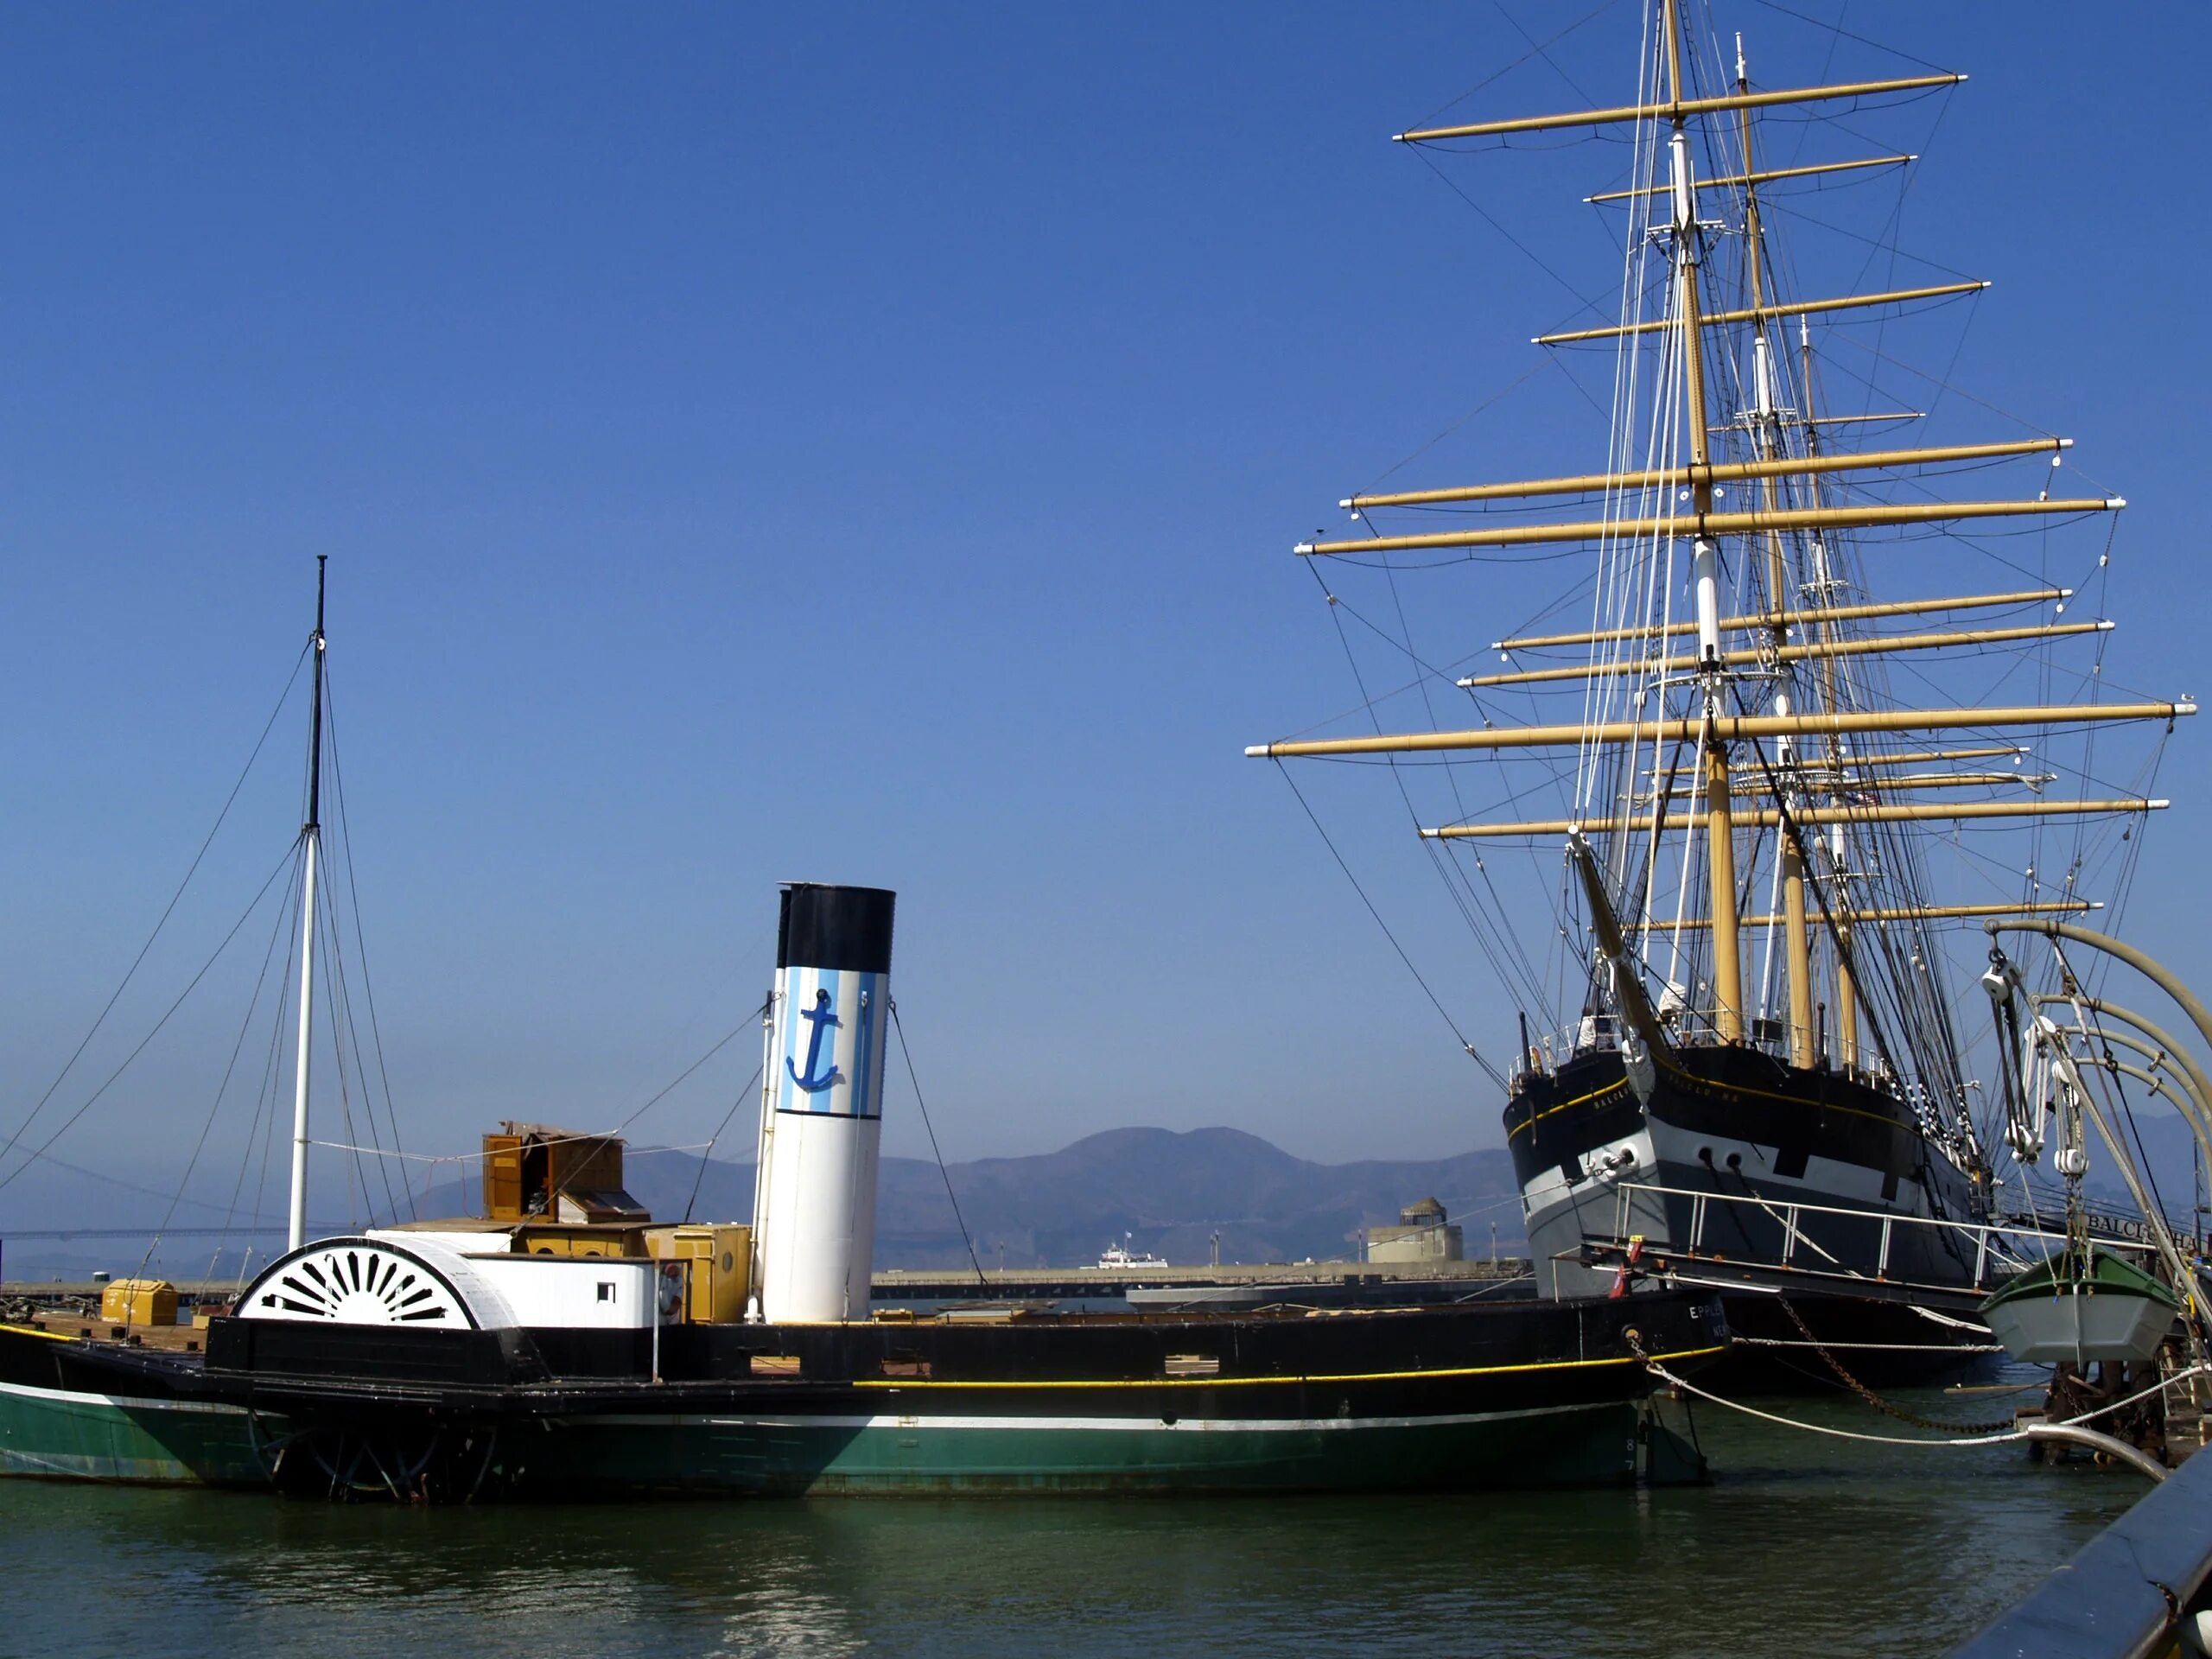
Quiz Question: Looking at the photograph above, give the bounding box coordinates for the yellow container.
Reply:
[512,1224,645,1259]
[100,1279,178,1328]
[644,1224,750,1323]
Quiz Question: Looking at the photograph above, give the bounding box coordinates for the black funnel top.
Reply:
[776,884,896,974]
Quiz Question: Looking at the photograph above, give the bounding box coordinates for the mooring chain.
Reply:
[1776,1295,2013,1434]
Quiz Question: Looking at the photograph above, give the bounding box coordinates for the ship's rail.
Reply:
[1509,1024,1897,1096]
[1605,1179,2133,1291]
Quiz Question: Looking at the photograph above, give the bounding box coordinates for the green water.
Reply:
[3,1380,2139,1659]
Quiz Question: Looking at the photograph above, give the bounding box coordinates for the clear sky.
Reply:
[4,3,2208,1227]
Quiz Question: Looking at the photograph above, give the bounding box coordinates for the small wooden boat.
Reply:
[1980,1248,2181,1366]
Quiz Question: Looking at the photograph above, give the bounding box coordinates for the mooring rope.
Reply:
[1776,1293,2014,1432]
[1637,1350,2206,1451]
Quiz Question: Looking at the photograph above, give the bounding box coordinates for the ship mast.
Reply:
[287,556,327,1253]
[1798,315,1861,1071]
[1252,5,2188,1082]
[1732,32,1815,1067]
[1661,0,1744,1043]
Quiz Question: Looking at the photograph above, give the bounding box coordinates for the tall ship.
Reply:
[1246,1,2190,1381]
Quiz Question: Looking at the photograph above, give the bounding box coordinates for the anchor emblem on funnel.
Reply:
[787,988,845,1094]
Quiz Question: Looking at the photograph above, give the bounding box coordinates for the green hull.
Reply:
[0,1379,271,1487]
[510,1401,1669,1497]
[0,1385,1688,1497]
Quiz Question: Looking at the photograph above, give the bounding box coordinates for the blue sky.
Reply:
[3,3,2208,1229]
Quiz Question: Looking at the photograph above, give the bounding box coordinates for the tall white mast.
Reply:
[286,556,327,1253]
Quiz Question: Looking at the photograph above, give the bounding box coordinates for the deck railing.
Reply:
[1604,1179,2121,1289]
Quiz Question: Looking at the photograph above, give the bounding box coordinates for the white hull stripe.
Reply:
[0,1377,251,1417]
[559,1401,1622,1434]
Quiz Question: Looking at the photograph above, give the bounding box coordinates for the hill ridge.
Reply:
[420,1125,1522,1268]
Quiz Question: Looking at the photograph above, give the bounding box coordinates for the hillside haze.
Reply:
[417,1127,1523,1269]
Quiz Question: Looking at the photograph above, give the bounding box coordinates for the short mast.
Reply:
[286,557,327,1253]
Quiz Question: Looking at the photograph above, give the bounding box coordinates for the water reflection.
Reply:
[6,1381,2145,1659]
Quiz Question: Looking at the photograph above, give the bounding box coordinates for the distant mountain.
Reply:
[416,1127,1523,1269]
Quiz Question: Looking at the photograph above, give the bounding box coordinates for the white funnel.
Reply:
[751,883,895,1323]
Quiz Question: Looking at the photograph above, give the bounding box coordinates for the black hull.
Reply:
[201,1289,1723,1425]
[1710,1289,1993,1391]
[1507,1046,1996,1390]
[3,1289,1726,1497]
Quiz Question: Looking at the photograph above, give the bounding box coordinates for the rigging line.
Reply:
[1357,360,1555,493]
[1828,146,1910,430]
[1402,0,1625,131]
[1494,572,1601,649]
[543,1022,753,1212]
[1274,761,1502,1085]
[1824,329,2061,439]
[1918,283,1981,429]
[132,832,302,1287]
[682,1054,767,1226]
[1408,143,1618,329]
[321,664,413,1221]
[242,962,294,1293]
[2082,1036,2172,1225]
[1333,544,1598,571]
[308,1139,713,1169]
[1842,80,1952,306]
[1435,755,1586,823]
[316,1137,715,1164]
[1381,555,1549,1004]
[220,880,300,1281]
[322,907,360,1230]
[320,829,407,1225]
[1758,196,1979,283]
[1490,0,1600,109]
[23,1147,284,1221]
[0,838,302,1198]
[1319,584,1488,702]
[1646,1357,2206,1450]
[1555,342,1652,419]
[316,861,400,1226]
[1744,0,1954,74]
[311,863,367,1229]
[2071,1015,2171,1227]
[1310,564,1546,1014]
[1,640,309,1165]
[2101,734,2164,942]
[1738,737,1911,1089]
[888,998,989,1292]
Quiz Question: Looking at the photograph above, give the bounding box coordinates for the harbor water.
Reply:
[3,1370,2139,1659]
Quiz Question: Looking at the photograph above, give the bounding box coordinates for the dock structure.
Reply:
[872,1258,1530,1305]
[5,1257,1531,1313]
[1948,1440,2212,1658]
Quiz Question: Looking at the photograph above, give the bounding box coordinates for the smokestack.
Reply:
[751,883,896,1323]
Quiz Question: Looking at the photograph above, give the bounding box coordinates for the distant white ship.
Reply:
[1096,1240,1168,1269]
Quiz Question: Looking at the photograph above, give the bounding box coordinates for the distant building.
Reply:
[1363,1197,1464,1263]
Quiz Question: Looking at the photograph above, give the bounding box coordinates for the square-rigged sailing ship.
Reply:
[1247,0,2190,1382]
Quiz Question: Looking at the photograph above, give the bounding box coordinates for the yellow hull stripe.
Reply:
[1507,1057,1906,1141]
[0,1322,73,1344]
[0,1323,1723,1396]
[1509,1078,1630,1140]
[849,1342,1727,1391]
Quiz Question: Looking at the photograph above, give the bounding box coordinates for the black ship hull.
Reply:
[1,1288,1724,1497]
[1507,1044,1995,1389]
